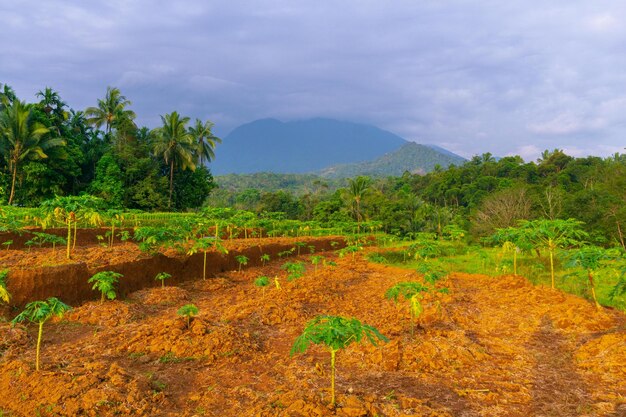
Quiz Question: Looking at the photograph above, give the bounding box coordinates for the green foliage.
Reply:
[155,272,172,288]
[254,276,270,287]
[260,253,270,266]
[282,261,306,281]
[290,315,388,406]
[12,297,71,371]
[0,269,10,303]
[385,282,446,335]
[177,304,199,329]
[235,255,249,272]
[88,271,122,302]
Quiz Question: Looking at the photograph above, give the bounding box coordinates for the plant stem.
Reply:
[330,348,337,406]
[588,271,601,310]
[203,250,207,280]
[66,218,72,260]
[36,321,43,371]
[73,220,78,251]
[549,249,555,290]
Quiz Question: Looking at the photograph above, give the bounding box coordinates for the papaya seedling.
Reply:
[260,253,270,266]
[282,261,305,281]
[0,269,10,303]
[11,297,71,371]
[235,255,249,272]
[187,237,221,280]
[310,255,324,274]
[295,241,308,256]
[155,272,172,288]
[177,304,199,329]
[2,240,13,251]
[88,271,123,303]
[290,315,388,406]
[385,282,430,336]
[254,276,270,296]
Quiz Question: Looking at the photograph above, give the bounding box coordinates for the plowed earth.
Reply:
[0,251,624,417]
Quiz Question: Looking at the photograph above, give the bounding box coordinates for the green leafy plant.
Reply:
[282,261,306,281]
[385,282,445,336]
[565,246,611,310]
[518,219,588,289]
[188,237,225,280]
[0,269,10,303]
[155,272,172,288]
[2,240,13,251]
[177,304,199,329]
[294,241,308,256]
[88,271,123,303]
[260,253,270,266]
[11,297,71,371]
[310,255,325,274]
[254,276,270,296]
[290,315,388,406]
[277,248,295,258]
[235,255,249,272]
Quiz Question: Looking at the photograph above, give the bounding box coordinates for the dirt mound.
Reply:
[65,300,137,327]
[128,286,190,305]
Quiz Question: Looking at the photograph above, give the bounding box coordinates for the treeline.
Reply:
[209,151,626,247]
[0,84,219,210]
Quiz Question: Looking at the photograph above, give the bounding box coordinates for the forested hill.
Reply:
[317,142,467,178]
[208,118,408,174]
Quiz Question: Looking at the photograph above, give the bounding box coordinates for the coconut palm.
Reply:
[343,176,371,231]
[36,87,66,116]
[85,87,136,136]
[188,119,221,165]
[0,101,65,204]
[0,83,16,108]
[151,111,196,208]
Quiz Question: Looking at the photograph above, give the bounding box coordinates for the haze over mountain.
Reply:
[209,118,464,176]
[317,142,467,178]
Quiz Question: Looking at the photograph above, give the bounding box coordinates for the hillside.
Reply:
[209,118,407,174]
[317,142,466,178]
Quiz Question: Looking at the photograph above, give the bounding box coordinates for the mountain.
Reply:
[317,142,466,178]
[209,118,407,174]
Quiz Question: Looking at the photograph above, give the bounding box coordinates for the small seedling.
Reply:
[11,297,71,371]
[2,240,13,251]
[282,261,305,281]
[0,269,10,303]
[310,255,325,274]
[254,276,270,296]
[385,282,429,336]
[260,253,270,266]
[295,241,308,256]
[177,304,199,329]
[290,315,388,406]
[88,271,123,303]
[155,272,172,288]
[235,255,249,272]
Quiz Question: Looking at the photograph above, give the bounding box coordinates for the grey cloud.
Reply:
[2,0,626,160]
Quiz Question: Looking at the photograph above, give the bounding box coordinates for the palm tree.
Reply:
[0,83,16,108]
[343,176,371,231]
[188,119,221,165]
[0,101,65,204]
[151,112,196,208]
[85,87,136,136]
[36,87,66,116]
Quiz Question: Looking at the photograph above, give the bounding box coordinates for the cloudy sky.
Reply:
[2,1,625,160]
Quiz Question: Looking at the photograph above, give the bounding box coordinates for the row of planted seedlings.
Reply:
[1,233,449,409]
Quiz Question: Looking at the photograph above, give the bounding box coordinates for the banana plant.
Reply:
[0,269,10,303]
[88,271,123,303]
[11,297,71,371]
[290,315,388,406]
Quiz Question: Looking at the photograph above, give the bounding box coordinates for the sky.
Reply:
[1,0,626,160]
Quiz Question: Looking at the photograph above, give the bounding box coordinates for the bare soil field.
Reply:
[0,251,624,416]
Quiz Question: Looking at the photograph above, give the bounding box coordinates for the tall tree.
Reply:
[84,87,136,136]
[36,87,66,117]
[343,176,371,230]
[151,112,196,208]
[0,101,65,204]
[188,119,221,165]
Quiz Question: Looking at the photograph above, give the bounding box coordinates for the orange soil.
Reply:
[0,252,624,416]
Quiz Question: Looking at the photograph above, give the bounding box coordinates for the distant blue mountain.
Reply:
[209,118,408,175]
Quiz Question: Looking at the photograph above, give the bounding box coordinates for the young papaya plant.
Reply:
[385,282,432,336]
[295,241,308,256]
[11,297,71,371]
[254,276,270,296]
[260,253,270,266]
[2,240,13,251]
[155,272,172,289]
[0,269,10,304]
[565,246,611,310]
[177,304,199,329]
[310,255,325,274]
[88,271,123,303]
[290,315,388,406]
[187,237,225,280]
[282,261,306,281]
[235,255,249,272]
